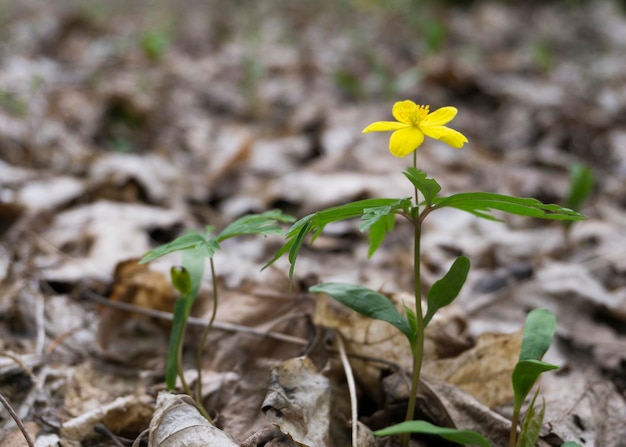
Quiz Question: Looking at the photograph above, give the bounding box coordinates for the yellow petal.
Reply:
[421,125,468,149]
[389,127,425,157]
[392,100,419,125]
[362,121,409,133]
[421,106,458,126]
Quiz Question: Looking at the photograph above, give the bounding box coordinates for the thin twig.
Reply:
[94,423,126,447]
[0,351,36,381]
[0,391,35,447]
[132,428,150,447]
[336,333,358,447]
[85,288,407,370]
[83,289,308,346]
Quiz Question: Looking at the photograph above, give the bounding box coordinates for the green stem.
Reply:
[401,152,426,447]
[194,257,219,423]
[509,407,520,447]
[177,319,191,396]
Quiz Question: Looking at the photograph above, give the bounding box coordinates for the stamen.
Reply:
[416,105,430,122]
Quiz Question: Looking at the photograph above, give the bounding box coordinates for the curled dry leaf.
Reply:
[261,356,332,447]
[148,391,238,447]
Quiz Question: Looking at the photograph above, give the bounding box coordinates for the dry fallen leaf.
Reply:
[61,394,153,443]
[541,372,626,447]
[423,330,523,408]
[314,291,469,398]
[97,259,176,357]
[262,356,332,447]
[39,201,186,283]
[148,391,238,447]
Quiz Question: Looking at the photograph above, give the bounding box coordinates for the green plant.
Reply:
[140,210,294,419]
[140,28,170,61]
[510,309,558,447]
[563,163,593,233]
[267,100,586,446]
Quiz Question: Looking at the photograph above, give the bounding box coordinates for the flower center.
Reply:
[413,105,430,125]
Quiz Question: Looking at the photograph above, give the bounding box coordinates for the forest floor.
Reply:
[1,1,626,446]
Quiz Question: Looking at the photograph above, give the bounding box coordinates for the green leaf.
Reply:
[403,167,441,207]
[432,192,586,222]
[513,309,558,411]
[561,442,583,447]
[181,249,205,302]
[519,309,557,362]
[565,164,593,213]
[516,390,545,447]
[361,207,397,257]
[424,256,470,326]
[217,209,295,241]
[266,198,411,278]
[404,305,418,336]
[309,283,413,340]
[288,220,313,282]
[139,229,209,264]
[166,299,187,390]
[512,360,558,412]
[373,420,492,447]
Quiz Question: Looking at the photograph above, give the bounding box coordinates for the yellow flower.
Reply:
[362,100,468,157]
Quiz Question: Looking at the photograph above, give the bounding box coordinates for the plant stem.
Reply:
[194,257,219,423]
[401,152,426,447]
[177,319,191,396]
[509,407,520,447]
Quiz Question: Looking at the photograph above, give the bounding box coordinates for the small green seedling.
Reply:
[140,28,170,61]
[140,210,294,418]
[268,100,586,447]
[563,163,593,233]
[510,309,558,447]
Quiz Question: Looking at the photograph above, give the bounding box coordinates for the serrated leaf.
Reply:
[309,283,412,340]
[432,192,586,221]
[424,256,470,326]
[140,229,209,264]
[373,420,492,447]
[516,390,545,447]
[403,167,441,206]
[217,209,295,241]
[361,207,397,257]
[266,198,411,278]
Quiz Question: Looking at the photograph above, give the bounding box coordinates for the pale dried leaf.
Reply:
[262,357,332,447]
[61,395,153,442]
[423,330,523,408]
[148,392,238,447]
[39,201,185,282]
